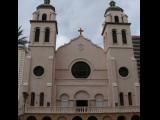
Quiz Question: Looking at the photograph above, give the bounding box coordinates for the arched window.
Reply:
[30,92,35,106]
[119,92,124,106]
[34,27,40,42]
[60,94,69,107]
[115,16,119,23]
[44,28,50,42]
[42,14,47,21]
[112,29,117,44]
[27,116,37,120]
[122,30,127,44]
[117,116,125,120]
[128,92,132,105]
[95,94,104,107]
[47,102,50,106]
[39,92,44,106]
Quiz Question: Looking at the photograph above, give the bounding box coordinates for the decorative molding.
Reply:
[55,68,107,71]
[26,56,31,59]
[110,57,115,60]
[78,44,84,51]
[102,22,131,35]
[47,83,52,87]
[29,44,55,47]
[30,20,58,34]
[57,35,104,52]
[48,56,54,59]
[134,83,140,86]
[55,79,108,81]
[131,57,136,61]
[23,82,28,86]
[112,82,118,87]
[55,84,107,87]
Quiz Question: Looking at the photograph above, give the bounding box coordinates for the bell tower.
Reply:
[29,0,58,46]
[102,1,140,107]
[21,0,58,109]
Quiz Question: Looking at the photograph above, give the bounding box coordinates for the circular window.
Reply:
[33,66,44,77]
[71,61,91,78]
[119,67,129,77]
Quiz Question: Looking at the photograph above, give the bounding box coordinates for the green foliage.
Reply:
[18,26,28,45]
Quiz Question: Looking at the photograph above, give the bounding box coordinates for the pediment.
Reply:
[56,35,104,52]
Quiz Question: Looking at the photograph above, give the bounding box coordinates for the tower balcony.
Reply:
[23,106,139,114]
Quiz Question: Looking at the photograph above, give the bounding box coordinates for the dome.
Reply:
[37,4,55,12]
[104,1,123,16]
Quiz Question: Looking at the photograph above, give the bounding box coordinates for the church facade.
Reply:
[18,1,140,120]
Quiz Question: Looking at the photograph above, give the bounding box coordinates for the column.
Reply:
[48,55,54,106]
[134,83,140,106]
[23,55,32,92]
[29,27,35,44]
[112,83,119,107]
[40,28,45,44]
[131,57,139,83]
[110,57,119,107]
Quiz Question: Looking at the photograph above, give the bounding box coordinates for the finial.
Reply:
[78,28,84,36]
[110,0,116,7]
[44,0,50,4]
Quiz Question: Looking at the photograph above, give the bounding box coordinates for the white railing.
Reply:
[24,106,139,113]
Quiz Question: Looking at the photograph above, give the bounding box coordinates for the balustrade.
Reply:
[24,106,139,113]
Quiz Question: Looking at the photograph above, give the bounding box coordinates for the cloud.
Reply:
[56,35,69,49]
[18,0,140,48]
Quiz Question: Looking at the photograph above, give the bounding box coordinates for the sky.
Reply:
[18,0,140,49]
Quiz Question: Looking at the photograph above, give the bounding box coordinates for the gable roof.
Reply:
[56,35,104,52]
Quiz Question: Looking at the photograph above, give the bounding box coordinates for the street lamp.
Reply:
[23,92,29,113]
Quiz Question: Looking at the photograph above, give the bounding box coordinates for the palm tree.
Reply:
[18,26,28,45]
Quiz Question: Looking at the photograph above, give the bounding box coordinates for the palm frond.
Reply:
[18,25,28,45]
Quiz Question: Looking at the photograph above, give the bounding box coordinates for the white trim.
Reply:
[112,82,118,87]
[131,57,136,61]
[23,82,28,86]
[26,56,31,59]
[47,83,52,87]
[134,83,140,86]
[110,57,115,60]
[48,56,53,59]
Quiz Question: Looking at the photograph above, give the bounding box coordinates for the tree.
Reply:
[18,26,28,46]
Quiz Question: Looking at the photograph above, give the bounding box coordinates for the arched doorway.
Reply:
[72,116,82,120]
[42,116,52,120]
[117,116,125,120]
[131,115,140,120]
[27,116,37,120]
[87,116,97,120]
[74,91,89,107]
